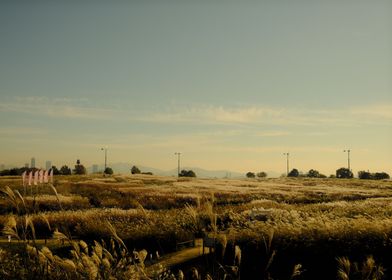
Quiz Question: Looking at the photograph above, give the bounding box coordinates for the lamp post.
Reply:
[283,152,290,176]
[174,152,181,177]
[343,149,351,170]
[101,147,108,171]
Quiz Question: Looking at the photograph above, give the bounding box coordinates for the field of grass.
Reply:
[0,174,391,279]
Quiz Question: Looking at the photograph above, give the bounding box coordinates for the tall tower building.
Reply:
[92,164,99,174]
[46,161,52,170]
[31,157,36,169]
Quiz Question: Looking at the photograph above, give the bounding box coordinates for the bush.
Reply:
[336,167,353,179]
[0,169,11,176]
[104,167,113,175]
[256,172,267,178]
[288,169,299,177]
[307,169,320,178]
[358,171,372,180]
[73,162,87,175]
[51,166,61,175]
[246,172,256,178]
[359,171,390,180]
[131,166,141,174]
[306,169,327,178]
[60,165,72,175]
[179,170,196,177]
[374,172,390,180]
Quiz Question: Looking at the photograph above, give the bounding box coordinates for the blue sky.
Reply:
[0,0,391,175]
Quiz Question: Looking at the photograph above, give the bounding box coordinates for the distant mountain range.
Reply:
[87,162,280,178]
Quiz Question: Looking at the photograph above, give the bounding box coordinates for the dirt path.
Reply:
[146,239,209,276]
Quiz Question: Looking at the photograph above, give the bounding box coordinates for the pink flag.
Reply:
[34,171,39,186]
[49,168,53,183]
[39,170,44,184]
[44,170,49,183]
[22,171,26,186]
[28,171,32,186]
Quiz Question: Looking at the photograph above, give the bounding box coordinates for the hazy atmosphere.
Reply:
[1,0,391,176]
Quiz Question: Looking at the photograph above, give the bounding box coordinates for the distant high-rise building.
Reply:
[46,161,52,170]
[25,163,29,168]
[31,157,36,168]
[92,164,99,174]
[0,164,5,171]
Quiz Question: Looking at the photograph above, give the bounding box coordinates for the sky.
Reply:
[0,0,391,176]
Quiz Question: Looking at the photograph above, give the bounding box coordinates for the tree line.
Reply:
[246,168,390,180]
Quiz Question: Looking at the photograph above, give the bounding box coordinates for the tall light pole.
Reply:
[283,152,290,176]
[343,149,351,170]
[101,147,108,171]
[174,152,181,177]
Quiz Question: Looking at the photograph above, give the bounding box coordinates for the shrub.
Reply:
[358,171,372,180]
[73,160,87,175]
[131,166,141,174]
[373,172,390,180]
[51,166,61,175]
[179,170,196,177]
[336,167,353,179]
[307,169,320,178]
[256,172,267,178]
[358,171,390,180]
[104,167,113,175]
[288,169,299,177]
[60,165,72,175]
[246,172,256,178]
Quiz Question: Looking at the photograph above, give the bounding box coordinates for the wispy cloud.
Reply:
[255,131,291,137]
[0,126,48,136]
[1,96,391,128]
[0,97,117,120]
[349,104,392,120]
[140,104,391,127]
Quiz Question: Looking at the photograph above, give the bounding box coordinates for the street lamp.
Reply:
[283,152,290,176]
[101,147,108,171]
[343,149,351,170]
[174,152,181,177]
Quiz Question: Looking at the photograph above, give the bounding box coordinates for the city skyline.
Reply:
[0,1,391,176]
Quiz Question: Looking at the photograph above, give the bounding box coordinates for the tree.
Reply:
[336,167,353,179]
[256,172,267,178]
[9,168,21,176]
[246,172,256,178]
[288,168,299,177]
[358,170,390,180]
[307,169,320,178]
[104,167,113,175]
[131,166,141,174]
[358,171,372,180]
[73,160,87,175]
[0,169,10,176]
[60,165,72,175]
[51,166,61,175]
[179,169,196,177]
[373,172,390,180]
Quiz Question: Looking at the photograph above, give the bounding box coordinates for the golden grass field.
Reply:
[0,174,391,279]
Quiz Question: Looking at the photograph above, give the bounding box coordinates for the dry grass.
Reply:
[1,175,392,279]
